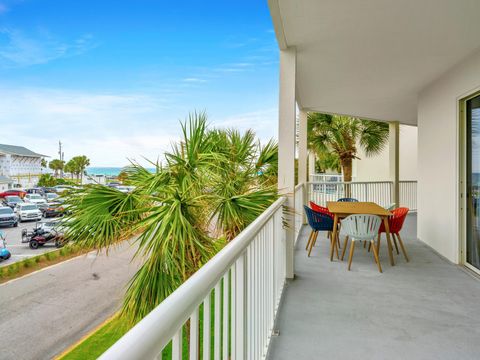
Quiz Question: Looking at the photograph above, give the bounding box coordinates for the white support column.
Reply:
[389,121,400,208]
[298,109,308,224]
[308,151,316,182]
[298,109,308,185]
[278,47,296,279]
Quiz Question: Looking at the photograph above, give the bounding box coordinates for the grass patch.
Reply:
[0,245,90,284]
[57,281,232,359]
[58,316,133,360]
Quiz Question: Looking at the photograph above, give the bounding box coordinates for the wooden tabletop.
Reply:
[326,201,392,217]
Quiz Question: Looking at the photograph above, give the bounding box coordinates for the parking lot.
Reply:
[0,220,57,267]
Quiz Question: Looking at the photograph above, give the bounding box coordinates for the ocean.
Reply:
[86,167,156,177]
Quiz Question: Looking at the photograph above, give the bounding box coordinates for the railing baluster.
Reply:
[214,282,221,360]
[222,272,229,360]
[203,292,211,360]
[172,328,182,360]
[190,308,199,359]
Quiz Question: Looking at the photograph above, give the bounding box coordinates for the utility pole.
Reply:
[58,141,64,178]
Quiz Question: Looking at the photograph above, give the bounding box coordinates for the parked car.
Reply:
[0,231,11,261]
[44,192,59,202]
[107,182,121,187]
[3,195,23,209]
[0,189,26,198]
[114,185,135,193]
[41,202,65,218]
[53,185,73,193]
[0,206,18,227]
[24,193,47,205]
[15,203,42,222]
[26,187,45,196]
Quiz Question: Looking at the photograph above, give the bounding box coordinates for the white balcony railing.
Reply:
[99,197,287,360]
[308,181,417,211]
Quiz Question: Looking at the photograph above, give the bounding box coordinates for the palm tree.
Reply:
[63,112,277,323]
[307,113,389,181]
[70,155,90,181]
[49,159,65,177]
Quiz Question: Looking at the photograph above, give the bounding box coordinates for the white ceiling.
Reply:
[270,0,480,125]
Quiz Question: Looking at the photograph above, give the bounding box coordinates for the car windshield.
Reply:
[29,195,42,199]
[21,205,37,210]
[0,208,13,214]
[47,193,58,198]
[5,196,21,202]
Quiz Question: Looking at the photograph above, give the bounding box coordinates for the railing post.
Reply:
[235,253,246,360]
[389,121,400,208]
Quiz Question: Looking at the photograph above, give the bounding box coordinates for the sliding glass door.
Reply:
[466,94,480,270]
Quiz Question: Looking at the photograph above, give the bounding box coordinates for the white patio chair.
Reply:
[340,214,383,273]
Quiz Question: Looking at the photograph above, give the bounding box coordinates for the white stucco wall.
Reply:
[353,125,418,182]
[418,48,480,264]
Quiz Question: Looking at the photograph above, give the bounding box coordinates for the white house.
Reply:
[0,144,47,189]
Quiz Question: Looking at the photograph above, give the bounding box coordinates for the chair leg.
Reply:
[347,239,355,271]
[363,240,367,248]
[371,240,383,273]
[306,230,314,251]
[308,231,318,257]
[367,241,371,252]
[334,234,339,260]
[341,236,349,261]
[376,233,381,254]
[392,233,400,254]
[396,233,410,262]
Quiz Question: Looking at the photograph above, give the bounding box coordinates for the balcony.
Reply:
[97,179,480,360]
[269,212,480,359]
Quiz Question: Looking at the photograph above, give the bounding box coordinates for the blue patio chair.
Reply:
[304,205,338,258]
[337,197,358,202]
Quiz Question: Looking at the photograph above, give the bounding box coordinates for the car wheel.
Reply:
[13,222,18,227]
[29,240,39,249]
[4,253,11,260]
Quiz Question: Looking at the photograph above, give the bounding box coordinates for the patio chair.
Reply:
[309,201,341,249]
[385,203,396,211]
[340,214,383,273]
[337,197,358,202]
[374,207,410,262]
[304,205,338,258]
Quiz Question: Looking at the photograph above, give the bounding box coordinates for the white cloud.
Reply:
[0,28,97,67]
[0,87,179,166]
[212,108,278,144]
[182,77,207,83]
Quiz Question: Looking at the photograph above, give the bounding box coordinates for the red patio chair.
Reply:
[375,207,410,262]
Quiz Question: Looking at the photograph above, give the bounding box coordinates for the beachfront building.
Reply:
[0,144,47,189]
[96,1,480,359]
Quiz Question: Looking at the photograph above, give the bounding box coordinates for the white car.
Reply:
[54,185,73,193]
[15,203,42,222]
[24,194,47,205]
[114,185,135,193]
[45,193,59,202]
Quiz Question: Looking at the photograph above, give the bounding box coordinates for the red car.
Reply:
[0,189,27,199]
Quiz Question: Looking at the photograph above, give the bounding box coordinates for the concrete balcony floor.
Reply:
[268,215,480,360]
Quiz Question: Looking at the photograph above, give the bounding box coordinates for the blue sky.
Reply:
[0,0,279,166]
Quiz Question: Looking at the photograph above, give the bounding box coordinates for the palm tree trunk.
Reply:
[341,158,353,198]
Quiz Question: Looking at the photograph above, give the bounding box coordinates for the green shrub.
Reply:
[23,258,36,269]
[7,263,19,276]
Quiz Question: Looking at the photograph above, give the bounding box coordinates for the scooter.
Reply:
[0,231,12,261]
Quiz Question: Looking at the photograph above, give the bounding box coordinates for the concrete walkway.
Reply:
[268,215,480,360]
[0,242,139,360]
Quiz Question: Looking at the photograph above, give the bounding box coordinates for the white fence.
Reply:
[99,197,287,360]
[308,181,417,211]
[309,173,344,182]
[399,181,417,212]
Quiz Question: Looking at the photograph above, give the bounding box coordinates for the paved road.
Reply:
[1,219,57,267]
[0,241,140,360]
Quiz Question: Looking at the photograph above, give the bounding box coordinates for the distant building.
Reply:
[0,144,47,189]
